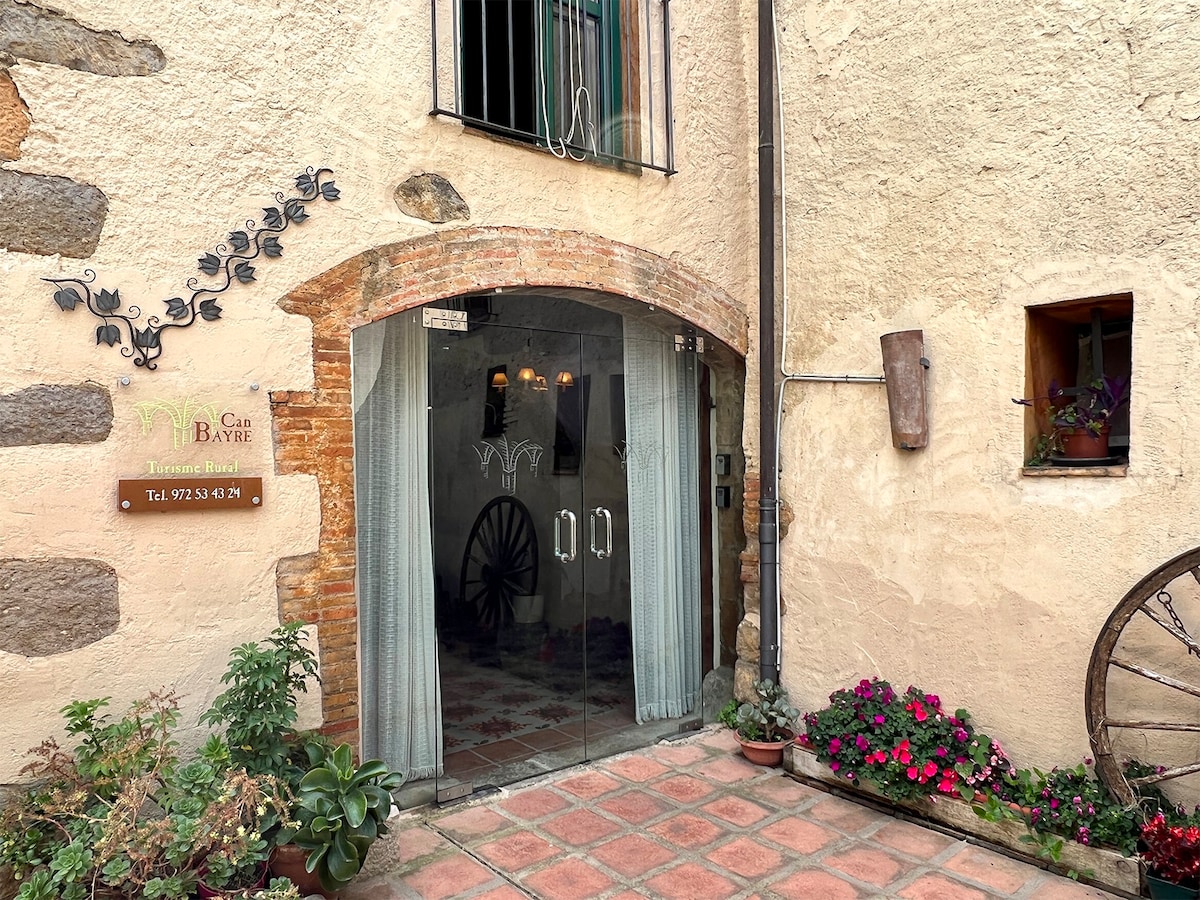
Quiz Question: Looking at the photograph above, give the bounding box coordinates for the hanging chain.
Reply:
[1156,589,1200,658]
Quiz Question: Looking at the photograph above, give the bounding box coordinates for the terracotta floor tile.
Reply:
[696,754,766,783]
[871,819,959,860]
[591,833,679,877]
[700,795,771,827]
[650,743,710,766]
[769,869,866,900]
[540,807,621,846]
[596,790,670,824]
[647,773,717,803]
[474,738,537,764]
[603,754,671,782]
[522,858,615,900]
[517,728,579,751]
[475,831,560,870]
[474,887,531,900]
[807,796,889,833]
[897,872,991,900]
[759,816,840,854]
[444,748,491,775]
[824,843,915,888]
[400,854,496,900]
[435,806,512,841]
[746,775,825,808]
[648,812,727,849]
[643,861,739,900]
[698,728,741,752]
[557,770,623,800]
[705,835,786,879]
[499,787,570,821]
[942,845,1039,893]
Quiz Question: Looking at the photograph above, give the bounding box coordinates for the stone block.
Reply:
[0,1,165,76]
[0,68,28,160]
[0,557,119,656]
[394,173,470,223]
[0,383,113,446]
[733,658,759,703]
[0,169,108,257]
[701,664,734,723]
[735,613,760,659]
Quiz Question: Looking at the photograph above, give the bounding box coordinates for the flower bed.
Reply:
[786,742,1142,895]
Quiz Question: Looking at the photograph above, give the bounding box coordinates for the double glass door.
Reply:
[426,297,699,796]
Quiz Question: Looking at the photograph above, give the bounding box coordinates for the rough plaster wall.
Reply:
[773,0,1200,769]
[0,1,757,778]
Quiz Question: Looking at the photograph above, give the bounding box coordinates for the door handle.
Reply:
[554,508,577,562]
[590,506,613,559]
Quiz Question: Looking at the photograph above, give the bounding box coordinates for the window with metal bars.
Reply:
[432,0,676,173]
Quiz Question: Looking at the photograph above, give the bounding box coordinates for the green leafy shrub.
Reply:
[735,680,799,742]
[200,621,320,782]
[0,692,287,899]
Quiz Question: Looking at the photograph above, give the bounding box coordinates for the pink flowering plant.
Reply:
[802,678,1013,804]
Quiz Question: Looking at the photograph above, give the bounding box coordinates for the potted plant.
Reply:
[1013,375,1130,463]
[733,679,799,766]
[1141,812,1200,898]
[271,741,404,896]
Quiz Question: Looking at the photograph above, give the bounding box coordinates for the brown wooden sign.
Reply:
[118,477,263,512]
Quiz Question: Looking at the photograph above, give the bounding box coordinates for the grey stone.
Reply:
[0,383,113,446]
[0,0,165,76]
[701,665,734,723]
[733,659,759,703]
[735,613,760,660]
[394,173,470,223]
[0,168,108,257]
[0,558,119,656]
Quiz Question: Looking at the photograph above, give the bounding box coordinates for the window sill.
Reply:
[1021,463,1128,477]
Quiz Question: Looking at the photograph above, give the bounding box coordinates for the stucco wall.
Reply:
[773,0,1200,769]
[0,0,757,780]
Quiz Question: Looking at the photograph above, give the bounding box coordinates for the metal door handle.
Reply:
[555,509,577,562]
[590,506,613,559]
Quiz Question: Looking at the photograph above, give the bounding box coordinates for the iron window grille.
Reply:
[430,0,676,174]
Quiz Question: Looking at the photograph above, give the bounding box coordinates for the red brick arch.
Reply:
[270,226,747,742]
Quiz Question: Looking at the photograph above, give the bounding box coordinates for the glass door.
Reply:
[426,298,704,799]
[429,317,590,797]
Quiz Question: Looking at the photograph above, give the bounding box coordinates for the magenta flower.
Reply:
[830,761,840,772]
[855,734,870,751]
[936,746,948,757]
[874,714,886,725]
[828,738,842,754]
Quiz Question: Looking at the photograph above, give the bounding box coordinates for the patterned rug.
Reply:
[440,654,632,750]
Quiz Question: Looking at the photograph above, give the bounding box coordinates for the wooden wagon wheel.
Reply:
[1086,545,1200,805]
[459,495,539,632]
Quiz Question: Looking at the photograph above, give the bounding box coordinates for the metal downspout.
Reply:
[757,0,780,685]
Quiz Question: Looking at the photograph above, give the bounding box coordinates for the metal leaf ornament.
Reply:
[44,167,339,370]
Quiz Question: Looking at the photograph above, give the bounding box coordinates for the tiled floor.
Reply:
[346,728,1126,899]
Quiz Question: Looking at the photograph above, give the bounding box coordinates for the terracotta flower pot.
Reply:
[736,733,791,766]
[1059,426,1110,459]
[270,844,334,898]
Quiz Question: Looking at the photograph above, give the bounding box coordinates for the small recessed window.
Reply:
[1022,293,1133,468]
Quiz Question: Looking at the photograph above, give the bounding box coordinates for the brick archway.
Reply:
[270,226,747,742]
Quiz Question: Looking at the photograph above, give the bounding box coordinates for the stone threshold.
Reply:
[786,743,1142,897]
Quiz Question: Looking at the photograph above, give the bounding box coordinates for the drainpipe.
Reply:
[757,0,780,685]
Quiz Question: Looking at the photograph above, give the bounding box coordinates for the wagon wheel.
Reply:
[1086,545,1200,805]
[459,496,539,633]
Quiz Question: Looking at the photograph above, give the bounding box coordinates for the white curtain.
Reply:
[353,314,442,780]
[623,321,702,723]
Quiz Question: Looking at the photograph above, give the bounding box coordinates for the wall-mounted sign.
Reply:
[134,396,252,475]
[118,477,263,512]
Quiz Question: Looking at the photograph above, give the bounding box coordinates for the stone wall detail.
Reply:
[0,0,165,257]
[0,557,119,656]
[0,383,113,446]
[271,226,747,744]
[394,173,470,224]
